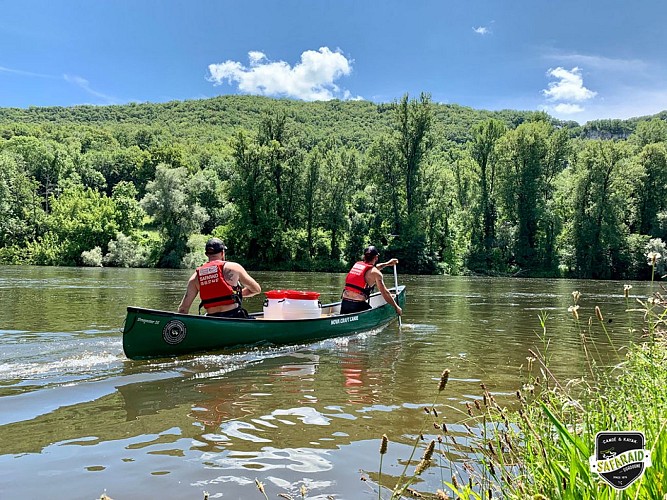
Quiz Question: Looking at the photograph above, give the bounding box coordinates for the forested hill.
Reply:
[2,95,661,146]
[1,94,666,279]
[0,95,560,146]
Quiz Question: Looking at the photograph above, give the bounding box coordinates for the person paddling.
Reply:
[340,245,402,316]
[178,238,261,318]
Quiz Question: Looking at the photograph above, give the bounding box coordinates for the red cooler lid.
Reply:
[265,290,287,299]
[285,290,320,300]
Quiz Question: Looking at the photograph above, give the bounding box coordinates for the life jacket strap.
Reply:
[345,282,372,299]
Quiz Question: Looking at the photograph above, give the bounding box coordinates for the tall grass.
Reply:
[371,261,666,499]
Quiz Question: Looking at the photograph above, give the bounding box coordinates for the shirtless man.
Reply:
[340,245,402,316]
[178,238,261,318]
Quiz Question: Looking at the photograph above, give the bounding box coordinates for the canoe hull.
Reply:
[122,286,406,359]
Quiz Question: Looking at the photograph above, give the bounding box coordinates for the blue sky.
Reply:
[2,0,666,124]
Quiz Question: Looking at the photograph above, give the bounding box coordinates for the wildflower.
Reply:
[380,434,388,455]
[300,485,307,498]
[567,304,580,320]
[647,251,661,266]
[624,284,632,298]
[595,306,604,322]
[572,290,581,303]
[414,459,429,475]
[423,439,436,460]
[522,383,534,392]
[438,369,450,391]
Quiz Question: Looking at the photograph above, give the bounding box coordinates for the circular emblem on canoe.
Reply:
[162,320,187,344]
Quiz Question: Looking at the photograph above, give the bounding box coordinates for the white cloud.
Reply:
[543,51,649,73]
[473,26,489,35]
[63,74,117,104]
[248,51,266,65]
[0,65,54,79]
[543,67,597,102]
[207,47,355,101]
[552,103,584,114]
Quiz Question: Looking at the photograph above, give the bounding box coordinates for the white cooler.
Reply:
[282,290,321,319]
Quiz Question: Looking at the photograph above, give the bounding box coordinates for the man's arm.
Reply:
[376,258,399,271]
[177,273,199,314]
[371,269,402,316]
[229,263,261,298]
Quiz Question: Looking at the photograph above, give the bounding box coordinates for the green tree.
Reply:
[634,143,667,236]
[496,121,567,272]
[395,93,432,218]
[367,136,402,234]
[303,149,322,258]
[569,141,634,278]
[228,130,278,262]
[0,152,43,249]
[140,164,208,267]
[469,118,506,268]
[44,183,120,265]
[111,181,145,234]
[629,118,667,147]
[320,147,358,260]
[0,136,71,213]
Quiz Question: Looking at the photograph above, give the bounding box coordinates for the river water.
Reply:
[0,266,653,499]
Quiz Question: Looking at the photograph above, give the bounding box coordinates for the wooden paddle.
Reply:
[393,264,402,327]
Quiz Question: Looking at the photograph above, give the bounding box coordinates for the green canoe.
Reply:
[122,285,406,360]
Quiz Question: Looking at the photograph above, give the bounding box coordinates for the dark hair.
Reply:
[363,245,379,262]
[205,238,227,255]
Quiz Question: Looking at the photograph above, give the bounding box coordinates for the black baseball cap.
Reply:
[205,238,227,255]
[364,245,379,258]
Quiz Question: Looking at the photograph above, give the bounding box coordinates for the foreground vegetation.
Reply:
[366,258,666,499]
[1,94,667,277]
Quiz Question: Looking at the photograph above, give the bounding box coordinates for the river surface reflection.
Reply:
[0,266,652,499]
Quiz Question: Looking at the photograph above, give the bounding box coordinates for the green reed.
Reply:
[371,257,666,499]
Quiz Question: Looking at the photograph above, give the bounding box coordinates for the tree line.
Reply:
[1,94,666,279]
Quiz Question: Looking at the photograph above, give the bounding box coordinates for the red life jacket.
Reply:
[196,260,241,309]
[344,261,375,299]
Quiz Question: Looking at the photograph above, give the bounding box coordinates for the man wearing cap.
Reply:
[340,245,402,316]
[178,238,261,318]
